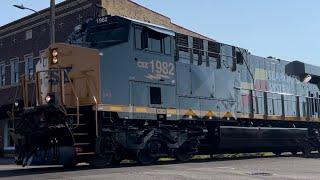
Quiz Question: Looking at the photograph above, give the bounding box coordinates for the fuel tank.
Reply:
[199,126,308,154]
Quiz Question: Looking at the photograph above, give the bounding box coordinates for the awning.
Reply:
[122,16,175,36]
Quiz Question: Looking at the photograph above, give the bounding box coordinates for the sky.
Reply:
[1,0,319,66]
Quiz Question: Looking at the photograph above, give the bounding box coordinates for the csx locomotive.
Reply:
[10,16,320,167]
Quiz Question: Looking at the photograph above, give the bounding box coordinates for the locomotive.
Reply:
[10,16,320,167]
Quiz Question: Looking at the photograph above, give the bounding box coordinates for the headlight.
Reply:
[52,50,58,57]
[52,49,58,64]
[52,57,58,64]
[14,101,19,107]
[45,94,55,103]
[13,100,24,109]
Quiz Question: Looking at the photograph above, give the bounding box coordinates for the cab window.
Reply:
[134,26,171,55]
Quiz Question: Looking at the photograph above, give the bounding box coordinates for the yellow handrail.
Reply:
[62,69,80,129]
[84,73,99,137]
[36,69,80,128]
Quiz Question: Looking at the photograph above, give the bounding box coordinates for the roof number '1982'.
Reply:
[96,17,108,24]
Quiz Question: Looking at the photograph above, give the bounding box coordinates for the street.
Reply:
[0,154,320,180]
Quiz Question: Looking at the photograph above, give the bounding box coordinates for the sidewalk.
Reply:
[0,158,14,165]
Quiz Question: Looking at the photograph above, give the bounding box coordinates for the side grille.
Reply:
[193,37,204,55]
[177,33,189,52]
[208,41,220,58]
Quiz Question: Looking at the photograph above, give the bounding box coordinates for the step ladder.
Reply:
[68,111,95,156]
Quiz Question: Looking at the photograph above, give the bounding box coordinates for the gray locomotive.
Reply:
[11,16,320,167]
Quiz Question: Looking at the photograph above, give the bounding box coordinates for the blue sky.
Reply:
[1,0,319,66]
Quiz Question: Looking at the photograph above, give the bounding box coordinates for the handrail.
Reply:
[83,73,99,137]
[176,45,253,75]
[62,69,80,129]
[36,69,80,128]
[236,47,254,83]
[11,75,25,127]
[235,86,320,119]
[176,44,234,59]
[235,87,320,99]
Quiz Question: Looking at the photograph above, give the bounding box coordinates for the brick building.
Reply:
[0,0,210,157]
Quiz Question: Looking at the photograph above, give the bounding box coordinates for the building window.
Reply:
[150,87,161,104]
[11,58,19,84]
[4,120,14,150]
[25,29,32,40]
[0,63,5,86]
[25,55,33,80]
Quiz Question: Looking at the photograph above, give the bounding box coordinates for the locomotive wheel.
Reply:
[302,149,311,155]
[63,158,78,168]
[89,155,113,168]
[291,151,298,155]
[89,141,114,168]
[110,144,126,165]
[272,151,282,156]
[136,141,161,165]
[301,144,312,155]
[174,149,193,162]
[110,154,123,165]
[136,151,156,165]
[174,141,196,162]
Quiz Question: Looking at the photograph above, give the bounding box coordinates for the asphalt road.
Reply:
[0,154,320,180]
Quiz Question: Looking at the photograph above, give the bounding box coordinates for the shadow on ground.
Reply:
[0,153,319,178]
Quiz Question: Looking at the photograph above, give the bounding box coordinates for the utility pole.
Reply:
[50,0,56,44]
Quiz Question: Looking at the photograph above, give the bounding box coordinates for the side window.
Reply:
[150,87,161,104]
[135,27,142,49]
[164,36,171,55]
[135,26,171,55]
[148,30,162,53]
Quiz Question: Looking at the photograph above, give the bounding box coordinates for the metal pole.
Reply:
[50,0,55,44]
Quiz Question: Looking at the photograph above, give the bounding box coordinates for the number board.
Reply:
[95,16,109,24]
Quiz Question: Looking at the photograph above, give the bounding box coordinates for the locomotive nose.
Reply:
[14,121,77,167]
